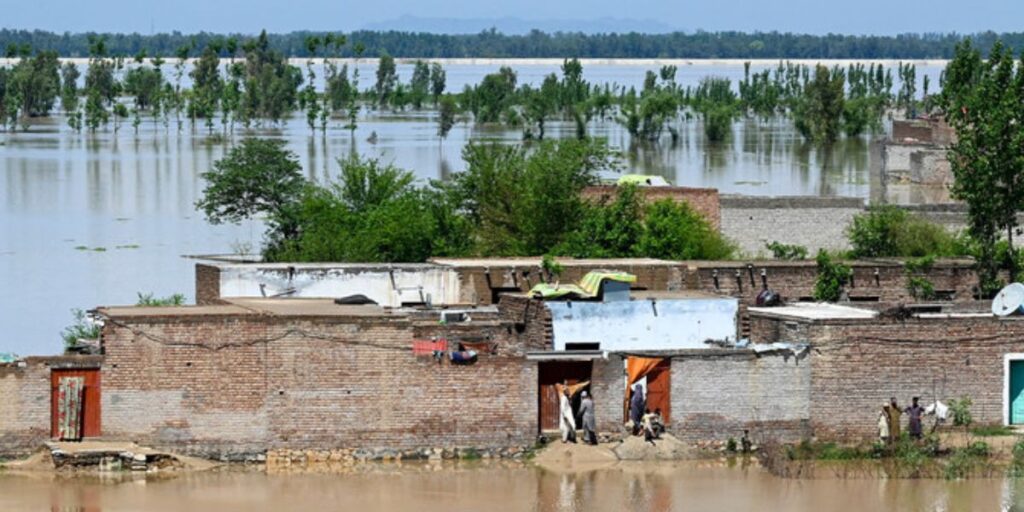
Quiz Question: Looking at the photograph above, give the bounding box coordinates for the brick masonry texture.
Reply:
[669,352,810,443]
[581,186,721,231]
[749,313,1024,441]
[720,196,865,255]
[194,263,222,305]
[0,356,102,457]
[99,312,536,458]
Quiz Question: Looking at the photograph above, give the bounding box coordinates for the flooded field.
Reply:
[0,61,941,355]
[0,460,1020,512]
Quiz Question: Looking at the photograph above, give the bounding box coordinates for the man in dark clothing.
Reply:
[629,384,645,435]
[905,396,925,439]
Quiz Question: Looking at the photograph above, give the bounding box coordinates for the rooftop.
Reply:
[428,257,674,267]
[99,298,392,319]
[748,302,879,321]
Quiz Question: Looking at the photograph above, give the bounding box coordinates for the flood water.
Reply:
[1,461,1021,512]
[0,61,943,355]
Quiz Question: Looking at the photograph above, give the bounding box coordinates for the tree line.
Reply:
[2,28,1024,59]
[0,32,929,148]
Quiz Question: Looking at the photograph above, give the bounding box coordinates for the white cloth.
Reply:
[925,401,949,421]
[559,393,577,441]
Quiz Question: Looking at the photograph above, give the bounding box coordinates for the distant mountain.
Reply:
[360,15,679,35]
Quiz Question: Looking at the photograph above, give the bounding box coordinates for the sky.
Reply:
[3,0,1023,35]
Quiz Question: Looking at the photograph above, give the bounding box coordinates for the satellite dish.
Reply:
[992,283,1024,316]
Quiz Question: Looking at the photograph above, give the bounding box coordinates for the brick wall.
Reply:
[99,311,536,458]
[454,260,685,305]
[719,196,865,255]
[581,186,721,230]
[668,351,810,443]
[590,354,626,433]
[687,259,978,307]
[0,356,103,457]
[804,316,1024,441]
[195,264,222,305]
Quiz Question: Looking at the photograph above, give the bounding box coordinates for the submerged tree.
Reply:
[793,65,845,144]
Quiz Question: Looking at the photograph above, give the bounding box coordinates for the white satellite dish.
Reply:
[992,283,1024,316]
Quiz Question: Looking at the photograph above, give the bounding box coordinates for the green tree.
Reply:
[196,138,305,225]
[409,59,430,109]
[813,250,853,302]
[60,62,81,130]
[429,62,446,105]
[374,51,397,107]
[941,40,1024,292]
[636,199,735,260]
[794,65,845,144]
[560,184,644,258]
[437,94,457,140]
[189,44,223,133]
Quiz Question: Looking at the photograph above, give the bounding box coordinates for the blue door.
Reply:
[1011,361,1024,424]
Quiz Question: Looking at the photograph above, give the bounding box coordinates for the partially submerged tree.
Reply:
[196,138,305,225]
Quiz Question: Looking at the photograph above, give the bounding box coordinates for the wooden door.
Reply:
[51,369,101,439]
[538,362,592,431]
[645,361,671,424]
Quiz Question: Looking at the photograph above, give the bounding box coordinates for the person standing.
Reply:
[878,404,891,444]
[629,384,645,435]
[559,385,577,443]
[905,397,925,440]
[888,397,903,441]
[580,390,597,445]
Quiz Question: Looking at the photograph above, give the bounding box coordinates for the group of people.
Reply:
[877,396,926,444]
[560,386,598,445]
[629,384,664,444]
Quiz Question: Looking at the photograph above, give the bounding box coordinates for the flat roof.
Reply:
[749,302,878,321]
[429,257,674,267]
[200,261,445,271]
[98,298,390,318]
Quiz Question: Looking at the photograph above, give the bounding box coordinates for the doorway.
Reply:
[538,361,592,431]
[51,368,101,440]
[645,360,671,424]
[1011,359,1024,425]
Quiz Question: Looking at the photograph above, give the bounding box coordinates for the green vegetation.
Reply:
[136,292,186,306]
[765,241,808,260]
[847,206,960,258]
[941,40,1024,297]
[949,396,974,427]
[969,424,1015,437]
[198,137,734,263]
[905,255,937,301]
[813,250,852,302]
[60,309,100,348]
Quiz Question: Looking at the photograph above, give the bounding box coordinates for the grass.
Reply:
[458,448,481,461]
[970,425,1016,437]
[74,246,107,252]
[115,244,141,250]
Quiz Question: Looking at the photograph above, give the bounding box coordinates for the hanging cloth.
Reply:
[57,376,85,441]
[623,356,664,420]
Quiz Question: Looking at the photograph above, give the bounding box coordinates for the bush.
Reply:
[636,199,736,260]
[766,241,808,260]
[813,250,852,302]
[949,396,973,427]
[136,292,186,306]
[847,206,959,258]
[904,255,937,300]
[60,309,100,348]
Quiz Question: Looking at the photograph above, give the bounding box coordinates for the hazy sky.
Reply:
[4,0,1023,35]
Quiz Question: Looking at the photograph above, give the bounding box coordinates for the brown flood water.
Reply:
[1,460,1020,512]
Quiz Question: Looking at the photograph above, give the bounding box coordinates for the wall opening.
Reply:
[538,361,592,432]
[51,368,101,440]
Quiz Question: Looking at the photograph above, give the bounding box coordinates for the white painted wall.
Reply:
[545,298,738,351]
[217,264,462,307]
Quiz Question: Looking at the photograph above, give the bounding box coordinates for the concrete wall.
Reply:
[719,196,864,255]
[199,263,461,307]
[669,352,811,442]
[99,311,536,458]
[545,298,739,351]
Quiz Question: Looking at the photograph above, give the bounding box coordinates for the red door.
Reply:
[645,361,671,424]
[51,369,101,439]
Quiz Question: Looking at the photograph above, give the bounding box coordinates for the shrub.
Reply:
[847,206,959,258]
[636,199,736,260]
[136,292,186,306]
[949,396,973,427]
[766,241,808,260]
[60,309,100,348]
[969,424,1015,437]
[813,250,852,302]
